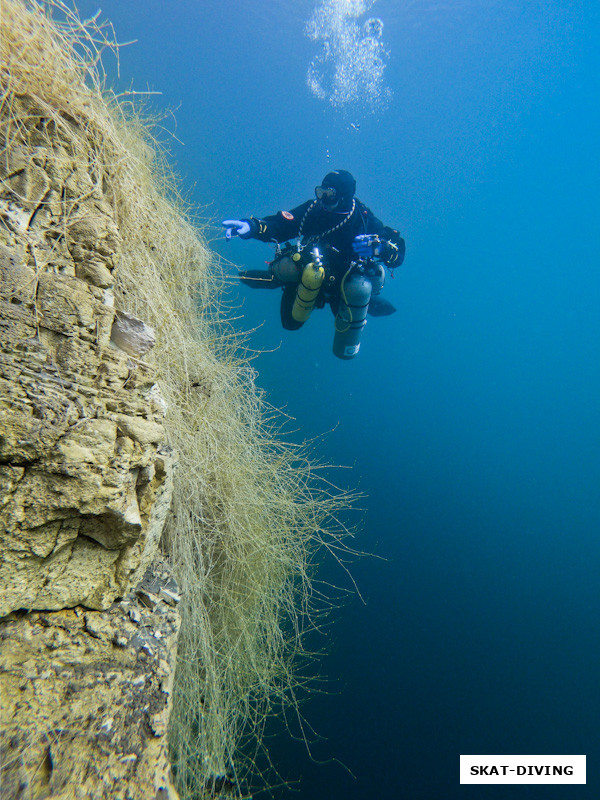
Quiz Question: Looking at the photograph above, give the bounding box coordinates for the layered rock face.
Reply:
[0,90,181,796]
[0,134,173,613]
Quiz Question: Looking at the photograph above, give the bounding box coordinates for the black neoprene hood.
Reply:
[321,170,356,200]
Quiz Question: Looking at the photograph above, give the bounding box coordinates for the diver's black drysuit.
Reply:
[239,198,406,329]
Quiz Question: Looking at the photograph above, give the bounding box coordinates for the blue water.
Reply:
[77,1,600,797]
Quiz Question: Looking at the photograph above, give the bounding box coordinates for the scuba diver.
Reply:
[222,169,406,359]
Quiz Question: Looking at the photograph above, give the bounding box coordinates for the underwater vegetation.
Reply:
[0,1,359,797]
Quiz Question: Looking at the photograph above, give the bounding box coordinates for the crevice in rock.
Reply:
[26,185,52,230]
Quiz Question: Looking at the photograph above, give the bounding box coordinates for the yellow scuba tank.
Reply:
[292,248,325,322]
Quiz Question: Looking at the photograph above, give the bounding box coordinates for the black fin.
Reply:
[368,296,396,316]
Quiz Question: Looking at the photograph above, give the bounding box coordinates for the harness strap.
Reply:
[297,199,356,250]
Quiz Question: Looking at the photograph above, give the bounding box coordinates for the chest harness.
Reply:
[295,198,356,252]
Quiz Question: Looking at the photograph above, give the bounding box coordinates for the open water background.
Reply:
[76,1,600,797]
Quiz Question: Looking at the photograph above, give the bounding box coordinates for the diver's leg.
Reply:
[280,285,304,330]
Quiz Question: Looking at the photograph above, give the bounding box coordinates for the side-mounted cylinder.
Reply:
[332,270,372,360]
[292,249,325,322]
[367,262,385,296]
[271,248,303,283]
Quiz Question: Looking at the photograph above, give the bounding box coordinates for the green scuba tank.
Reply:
[291,248,325,322]
[332,265,372,359]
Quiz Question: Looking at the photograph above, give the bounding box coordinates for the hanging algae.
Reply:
[0,1,360,798]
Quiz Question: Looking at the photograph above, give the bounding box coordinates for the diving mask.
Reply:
[315,185,337,205]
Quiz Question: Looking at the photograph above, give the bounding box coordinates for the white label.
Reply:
[460,755,586,784]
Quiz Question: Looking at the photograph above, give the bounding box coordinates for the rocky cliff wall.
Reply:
[1,4,352,799]
[0,8,181,795]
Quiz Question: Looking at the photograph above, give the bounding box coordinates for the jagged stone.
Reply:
[0,563,181,800]
[111,310,157,357]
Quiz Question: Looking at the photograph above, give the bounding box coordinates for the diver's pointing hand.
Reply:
[222,219,251,240]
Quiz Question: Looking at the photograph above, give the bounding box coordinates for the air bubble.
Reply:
[305,1,391,112]
[364,17,383,39]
